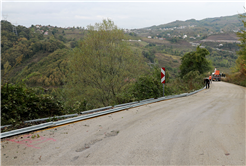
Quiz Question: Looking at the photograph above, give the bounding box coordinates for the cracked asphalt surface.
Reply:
[1,82,245,165]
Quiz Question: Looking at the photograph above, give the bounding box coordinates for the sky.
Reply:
[1,0,245,29]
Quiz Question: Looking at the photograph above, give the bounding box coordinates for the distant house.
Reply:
[147,36,152,38]
[44,31,48,35]
[219,44,223,47]
[159,38,164,40]
[183,35,187,39]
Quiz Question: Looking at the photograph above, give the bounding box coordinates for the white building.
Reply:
[191,42,200,47]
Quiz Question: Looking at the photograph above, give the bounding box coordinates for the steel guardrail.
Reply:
[114,101,139,107]
[24,114,79,123]
[1,86,205,139]
[81,106,112,114]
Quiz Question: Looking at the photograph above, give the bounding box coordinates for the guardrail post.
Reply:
[163,83,165,97]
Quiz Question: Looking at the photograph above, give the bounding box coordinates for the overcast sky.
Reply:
[1,0,245,29]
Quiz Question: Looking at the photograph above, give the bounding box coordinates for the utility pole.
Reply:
[12,21,18,36]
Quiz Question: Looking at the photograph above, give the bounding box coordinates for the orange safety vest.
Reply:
[209,76,212,80]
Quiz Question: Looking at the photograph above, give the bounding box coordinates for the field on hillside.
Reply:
[59,28,86,40]
[203,33,239,41]
[155,53,181,77]
[142,38,170,45]
[142,37,193,48]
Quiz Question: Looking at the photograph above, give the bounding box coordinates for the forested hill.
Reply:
[1,20,138,88]
[1,20,72,87]
[1,13,242,88]
[141,14,243,32]
[1,21,67,68]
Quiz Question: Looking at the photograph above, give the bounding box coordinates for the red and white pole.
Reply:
[161,67,165,97]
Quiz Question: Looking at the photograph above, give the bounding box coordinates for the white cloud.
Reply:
[75,15,92,20]
[2,1,245,29]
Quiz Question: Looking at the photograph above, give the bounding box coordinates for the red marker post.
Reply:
[161,67,165,97]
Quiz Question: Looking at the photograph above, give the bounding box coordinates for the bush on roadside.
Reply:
[182,70,205,91]
[1,83,66,125]
[130,66,205,101]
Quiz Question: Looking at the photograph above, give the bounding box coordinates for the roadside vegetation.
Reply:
[224,13,246,87]
[1,14,239,129]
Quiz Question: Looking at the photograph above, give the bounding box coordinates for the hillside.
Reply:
[204,33,239,40]
[1,21,149,89]
[140,14,243,32]
[2,13,242,88]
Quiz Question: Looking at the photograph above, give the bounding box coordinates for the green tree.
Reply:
[70,41,78,48]
[131,65,170,100]
[225,12,246,86]
[235,13,246,72]
[65,19,147,107]
[52,28,58,35]
[180,46,212,77]
[142,50,155,63]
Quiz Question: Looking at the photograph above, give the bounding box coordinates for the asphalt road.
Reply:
[1,82,245,165]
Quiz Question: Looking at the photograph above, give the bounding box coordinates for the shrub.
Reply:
[1,83,65,125]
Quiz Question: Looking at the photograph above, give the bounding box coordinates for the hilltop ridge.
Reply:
[140,14,243,32]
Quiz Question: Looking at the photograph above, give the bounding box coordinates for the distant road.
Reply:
[201,39,241,43]
[1,82,245,165]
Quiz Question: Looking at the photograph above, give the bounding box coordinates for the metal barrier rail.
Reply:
[1,107,113,129]
[81,106,112,114]
[1,87,205,139]
[114,101,139,107]
[1,114,79,129]
[24,114,79,123]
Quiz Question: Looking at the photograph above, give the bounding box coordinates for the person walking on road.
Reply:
[209,75,212,84]
[204,78,210,89]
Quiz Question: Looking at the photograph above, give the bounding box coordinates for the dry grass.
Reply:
[155,53,181,68]
[142,37,170,45]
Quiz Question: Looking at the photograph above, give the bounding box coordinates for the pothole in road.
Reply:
[105,130,119,137]
[75,143,91,152]
[72,156,79,161]
[75,139,102,152]
[75,130,119,153]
